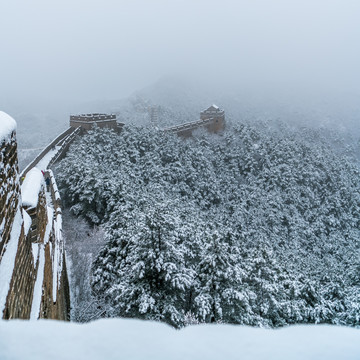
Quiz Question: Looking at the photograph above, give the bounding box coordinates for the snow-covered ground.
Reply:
[0,319,359,360]
[35,145,61,171]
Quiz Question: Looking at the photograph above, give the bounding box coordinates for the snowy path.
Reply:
[35,146,60,172]
[21,126,77,179]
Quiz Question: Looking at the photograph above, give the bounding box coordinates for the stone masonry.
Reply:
[70,113,123,132]
[0,131,21,259]
[164,105,226,137]
[0,119,70,320]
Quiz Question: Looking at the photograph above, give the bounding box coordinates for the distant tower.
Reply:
[149,106,159,128]
[69,113,120,132]
[200,104,225,133]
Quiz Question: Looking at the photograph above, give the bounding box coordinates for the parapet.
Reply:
[70,113,119,132]
[0,112,70,320]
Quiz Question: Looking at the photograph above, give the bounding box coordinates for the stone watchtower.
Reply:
[200,105,225,133]
[163,104,225,137]
[70,113,123,132]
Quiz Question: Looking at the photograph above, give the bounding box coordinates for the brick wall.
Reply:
[200,110,225,133]
[70,119,118,131]
[25,186,70,321]
[40,244,70,321]
[1,128,70,320]
[0,131,36,319]
[205,117,225,133]
[0,132,21,258]
[3,227,36,319]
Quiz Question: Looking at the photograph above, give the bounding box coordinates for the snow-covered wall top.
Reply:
[0,319,359,360]
[21,168,44,208]
[0,111,17,143]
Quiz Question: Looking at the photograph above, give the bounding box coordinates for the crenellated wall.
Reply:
[36,170,70,321]
[0,129,36,319]
[0,121,37,319]
[0,113,70,321]
[70,113,124,132]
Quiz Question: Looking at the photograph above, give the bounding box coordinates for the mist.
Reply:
[1,0,359,112]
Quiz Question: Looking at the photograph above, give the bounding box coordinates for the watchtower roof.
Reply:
[201,104,224,115]
[202,104,222,112]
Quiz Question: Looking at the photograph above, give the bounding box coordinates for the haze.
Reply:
[1,0,360,117]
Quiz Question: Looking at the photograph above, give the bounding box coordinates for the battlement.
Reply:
[164,105,225,137]
[70,113,116,122]
[0,113,70,320]
[70,113,121,131]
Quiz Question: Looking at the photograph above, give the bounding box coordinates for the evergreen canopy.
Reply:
[56,122,360,328]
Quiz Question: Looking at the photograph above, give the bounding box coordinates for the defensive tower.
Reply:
[200,104,225,133]
[164,104,225,137]
[70,113,122,132]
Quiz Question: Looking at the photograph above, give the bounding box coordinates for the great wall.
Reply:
[0,105,225,320]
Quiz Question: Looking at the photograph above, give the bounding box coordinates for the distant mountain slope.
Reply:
[8,76,360,170]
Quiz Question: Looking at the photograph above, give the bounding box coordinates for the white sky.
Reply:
[1,0,359,107]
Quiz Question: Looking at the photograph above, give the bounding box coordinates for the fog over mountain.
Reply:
[1,0,359,165]
[10,73,360,170]
[1,1,360,110]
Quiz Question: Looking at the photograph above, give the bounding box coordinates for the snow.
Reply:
[21,168,44,208]
[212,104,219,109]
[0,111,16,142]
[0,319,359,360]
[48,170,61,201]
[36,146,60,171]
[30,244,45,320]
[44,206,54,245]
[52,213,62,301]
[31,243,38,265]
[0,218,5,239]
[22,210,32,236]
[0,207,23,314]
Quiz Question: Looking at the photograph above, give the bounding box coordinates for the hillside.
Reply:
[55,122,360,327]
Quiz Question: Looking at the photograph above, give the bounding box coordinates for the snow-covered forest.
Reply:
[55,121,360,328]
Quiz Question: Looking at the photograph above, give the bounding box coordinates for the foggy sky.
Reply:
[1,0,360,109]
